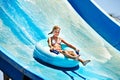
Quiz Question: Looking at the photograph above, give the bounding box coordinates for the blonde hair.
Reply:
[48,26,60,35]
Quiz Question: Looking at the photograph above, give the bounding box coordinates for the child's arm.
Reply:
[61,38,78,51]
[47,37,54,50]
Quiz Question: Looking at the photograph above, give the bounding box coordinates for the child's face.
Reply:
[53,29,60,37]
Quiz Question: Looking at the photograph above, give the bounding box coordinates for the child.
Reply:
[47,25,90,66]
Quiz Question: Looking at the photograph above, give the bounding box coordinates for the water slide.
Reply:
[68,0,120,51]
[0,0,120,80]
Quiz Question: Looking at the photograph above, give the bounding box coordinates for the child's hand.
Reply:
[50,46,54,50]
[75,49,80,52]
[75,49,80,55]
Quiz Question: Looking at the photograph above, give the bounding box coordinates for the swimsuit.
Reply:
[50,37,62,54]
[50,49,59,55]
[51,37,61,46]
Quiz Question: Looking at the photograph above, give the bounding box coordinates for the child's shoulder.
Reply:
[58,37,64,41]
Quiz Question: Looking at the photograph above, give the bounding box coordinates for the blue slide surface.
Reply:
[0,0,120,80]
[68,0,120,51]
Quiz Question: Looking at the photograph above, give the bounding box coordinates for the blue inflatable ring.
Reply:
[33,39,79,69]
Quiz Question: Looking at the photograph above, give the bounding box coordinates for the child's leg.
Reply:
[62,51,77,59]
[62,50,91,66]
[77,58,91,66]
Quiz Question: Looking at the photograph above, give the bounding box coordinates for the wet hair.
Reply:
[48,26,60,35]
